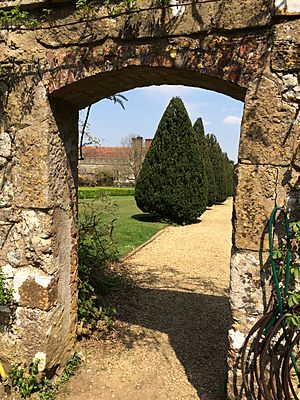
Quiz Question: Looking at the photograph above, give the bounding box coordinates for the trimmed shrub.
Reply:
[223,152,235,197]
[193,118,216,206]
[135,97,207,224]
[206,134,228,203]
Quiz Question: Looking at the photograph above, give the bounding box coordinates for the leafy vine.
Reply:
[0,0,171,29]
[272,218,300,329]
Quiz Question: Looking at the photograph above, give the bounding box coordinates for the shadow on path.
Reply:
[116,284,232,399]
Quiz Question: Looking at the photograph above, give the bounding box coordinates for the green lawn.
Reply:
[79,196,166,259]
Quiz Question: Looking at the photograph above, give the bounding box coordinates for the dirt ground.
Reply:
[57,198,233,400]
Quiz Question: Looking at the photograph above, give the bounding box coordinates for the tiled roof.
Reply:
[82,146,130,159]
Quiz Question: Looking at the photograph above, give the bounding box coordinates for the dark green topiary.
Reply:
[135,97,207,224]
[206,134,227,203]
[193,118,216,206]
[222,152,235,198]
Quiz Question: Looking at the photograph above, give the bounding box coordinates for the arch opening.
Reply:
[58,73,245,398]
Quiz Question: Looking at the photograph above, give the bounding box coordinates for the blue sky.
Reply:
[80,85,244,162]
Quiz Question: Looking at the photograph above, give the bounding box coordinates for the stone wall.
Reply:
[0,0,300,397]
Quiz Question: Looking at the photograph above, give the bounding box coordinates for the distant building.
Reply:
[78,136,152,186]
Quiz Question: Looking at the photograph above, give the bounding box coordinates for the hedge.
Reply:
[78,186,135,199]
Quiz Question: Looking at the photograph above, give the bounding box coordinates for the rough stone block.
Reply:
[272,21,300,72]
[234,164,289,251]
[15,307,48,362]
[0,177,14,208]
[0,209,58,274]
[14,124,50,209]
[213,0,271,29]
[19,276,58,311]
[230,249,270,325]
[239,73,299,165]
[44,304,76,369]
[0,129,14,207]
[0,131,12,160]
[0,306,12,326]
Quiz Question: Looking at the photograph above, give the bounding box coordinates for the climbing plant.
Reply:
[284,218,300,329]
[0,7,39,29]
[0,0,173,29]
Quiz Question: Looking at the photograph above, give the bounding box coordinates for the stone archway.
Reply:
[0,0,299,397]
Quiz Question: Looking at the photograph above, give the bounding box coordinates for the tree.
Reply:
[118,134,147,181]
[193,118,216,206]
[135,97,207,224]
[222,152,235,197]
[206,134,227,203]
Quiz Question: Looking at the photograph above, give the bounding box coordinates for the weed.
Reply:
[9,359,40,398]
[0,7,39,29]
[77,282,117,336]
[9,353,81,399]
[77,195,123,337]
[0,269,14,306]
[76,0,90,8]
[154,0,170,6]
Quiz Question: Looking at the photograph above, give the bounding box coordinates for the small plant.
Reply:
[77,195,123,337]
[75,0,90,8]
[155,0,170,7]
[0,269,14,306]
[37,353,81,399]
[77,280,117,336]
[9,353,81,399]
[0,7,39,29]
[58,353,81,385]
[103,0,139,16]
[9,359,40,398]
[41,8,54,23]
[37,378,57,400]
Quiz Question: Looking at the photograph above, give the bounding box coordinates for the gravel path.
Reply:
[57,198,233,400]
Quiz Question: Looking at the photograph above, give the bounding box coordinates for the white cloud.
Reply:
[140,85,201,97]
[223,115,241,125]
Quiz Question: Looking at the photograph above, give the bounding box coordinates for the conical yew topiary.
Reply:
[222,152,235,197]
[135,97,207,224]
[193,118,216,206]
[206,133,228,203]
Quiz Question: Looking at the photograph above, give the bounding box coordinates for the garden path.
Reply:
[57,198,233,400]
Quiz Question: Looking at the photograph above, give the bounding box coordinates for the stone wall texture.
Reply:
[0,0,300,398]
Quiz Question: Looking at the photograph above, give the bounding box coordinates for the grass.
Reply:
[79,196,166,258]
